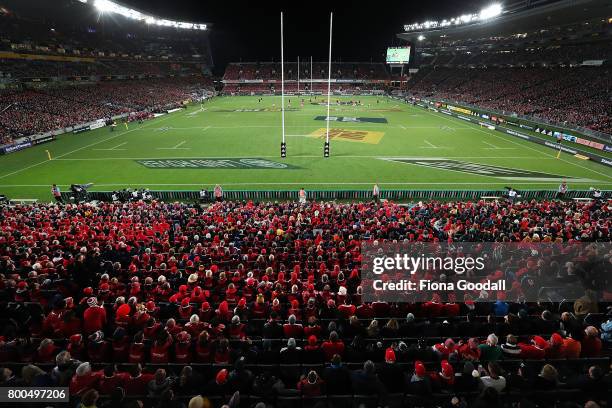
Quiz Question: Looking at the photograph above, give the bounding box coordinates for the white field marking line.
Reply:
[3,181,611,188]
[400,125,406,130]
[156,140,190,150]
[54,155,560,161]
[419,106,612,180]
[481,140,516,150]
[420,140,447,149]
[92,142,128,151]
[202,126,211,132]
[0,107,183,180]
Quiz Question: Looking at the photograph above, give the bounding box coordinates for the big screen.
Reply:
[386,47,411,64]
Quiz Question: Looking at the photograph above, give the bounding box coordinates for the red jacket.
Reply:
[128,343,146,363]
[563,338,581,359]
[174,343,192,364]
[124,373,155,395]
[99,372,130,395]
[518,343,546,359]
[321,340,345,361]
[83,306,107,334]
[69,371,102,396]
[283,324,304,338]
[581,336,602,357]
[150,339,172,363]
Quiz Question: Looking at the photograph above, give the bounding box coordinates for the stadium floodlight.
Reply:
[480,3,502,20]
[403,3,502,32]
[93,0,206,30]
[418,35,426,41]
[94,0,114,13]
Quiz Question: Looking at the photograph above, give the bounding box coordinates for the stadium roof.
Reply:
[397,0,611,44]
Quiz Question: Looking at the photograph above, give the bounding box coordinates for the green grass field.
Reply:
[1,95,611,201]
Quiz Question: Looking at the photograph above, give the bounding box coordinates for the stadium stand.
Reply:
[403,11,612,136]
[0,8,214,143]
[222,62,390,95]
[0,199,610,408]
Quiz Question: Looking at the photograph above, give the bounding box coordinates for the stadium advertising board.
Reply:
[386,47,410,64]
[1,141,32,155]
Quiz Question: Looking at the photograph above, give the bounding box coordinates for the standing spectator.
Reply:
[83,297,106,335]
[51,184,62,203]
[558,181,568,199]
[372,183,380,203]
[214,184,223,202]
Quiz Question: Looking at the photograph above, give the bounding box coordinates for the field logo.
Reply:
[309,128,384,145]
[137,158,299,169]
[384,158,575,180]
[314,116,388,124]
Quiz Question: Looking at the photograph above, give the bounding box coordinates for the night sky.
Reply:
[121,0,489,70]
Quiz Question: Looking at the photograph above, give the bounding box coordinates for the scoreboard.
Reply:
[386,47,410,64]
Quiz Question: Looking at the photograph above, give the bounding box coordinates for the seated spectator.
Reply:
[147,368,174,397]
[297,370,324,397]
[478,334,502,363]
[546,333,566,359]
[377,347,405,392]
[283,315,304,338]
[323,354,352,394]
[501,334,521,358]
[70,362,101,396]
[351,360,386,396]
[478,362,506,393]
[321,331,345,361]
[581,326,602,357]
[533,364,559,390]
[408,360,432,396]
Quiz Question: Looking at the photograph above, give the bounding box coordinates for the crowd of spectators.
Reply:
[0,199,610,408]
[222,83,384,95]
[0,59,204,79]
[407,67,612,135]
[0,77,213,141]
[222,62,390,82]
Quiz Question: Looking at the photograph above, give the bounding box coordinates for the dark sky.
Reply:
[121,0,488,69]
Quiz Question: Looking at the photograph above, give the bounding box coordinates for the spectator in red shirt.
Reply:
[298,370,324,397]
[174,331,192,364]
[98,364,129,395]
[546,333,566,359]
[581,326,602,357]
[519,336,548,359]
[83,297,106,334]
[283,314,304,338]
[35,338,58,363]
[125,364,155,395]
[69,362,101,396]
[321,331,345,361]
[150,331,172,364]
[564,335,582,359]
